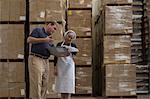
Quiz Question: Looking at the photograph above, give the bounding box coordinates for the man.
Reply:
[27,22,57,99]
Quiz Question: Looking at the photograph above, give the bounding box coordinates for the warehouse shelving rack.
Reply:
[133,0,150,94]
[132,0,144,64]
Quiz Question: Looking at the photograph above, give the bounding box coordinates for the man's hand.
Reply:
[45,36,53,43]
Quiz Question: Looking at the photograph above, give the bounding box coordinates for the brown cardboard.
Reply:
[74,38,92,65]
[8,25,24,59]
[9,0,20,21]
[0,0,25,21]
[30,0,65,21]
[8,62,25,83]
[0,25,9,58]
[0,0,10,21]
[105,64,136,96]
[0,63,9,83]
[104,35,131,64]
[75,67,92,94]
[68,10,91,27]
[9,83,25,97]
[0,25,24,59]
[105,6,133,34]
[0,83,9,97]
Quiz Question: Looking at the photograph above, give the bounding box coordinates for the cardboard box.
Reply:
[30,0,65,21]
[8,62,25,83]
[76,67,92,94]
[106,81,136,96]
[0,62,24,83]
[0,0,25,21]
[0,63,9,83]
[74,38,92,65]
[0,25,9,58]
[0,24,24,59]
[105,64,136,81]
[0,63,25,97]
[9,83,25,97]
[68,10,91,36]
[68,10,91,27]
[105,64,136,96]
[104,35,131,64]
[0,83,9,97]
[105,6,133,34]
[0,0,10,21]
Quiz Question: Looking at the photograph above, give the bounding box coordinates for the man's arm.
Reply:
[27,36,53,43]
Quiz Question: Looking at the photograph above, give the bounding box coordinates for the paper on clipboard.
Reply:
[62,45,79,52]
[48,46,70,57]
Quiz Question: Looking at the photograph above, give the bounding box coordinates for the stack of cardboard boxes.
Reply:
[101,0,137,97]
[67,0,92,94]
[0,0,25,97]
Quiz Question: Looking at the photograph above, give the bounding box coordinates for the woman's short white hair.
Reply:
[64,30,76,40]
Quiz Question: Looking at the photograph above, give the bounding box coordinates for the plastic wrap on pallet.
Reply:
[105,6,133,34]
[105,64,136,96]
[30,0,65,21]
[68,0,92,8]
[104,35,131,64]
[102,0,132,5]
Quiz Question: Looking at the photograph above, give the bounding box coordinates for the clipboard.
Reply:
[62,45,79,52]
[48,46,70,57]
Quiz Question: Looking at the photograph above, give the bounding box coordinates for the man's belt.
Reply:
[30,53,49,59]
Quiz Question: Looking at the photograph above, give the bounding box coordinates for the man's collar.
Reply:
[42,27,50,36]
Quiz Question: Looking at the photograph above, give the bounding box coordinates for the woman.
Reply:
[54,30,78,99]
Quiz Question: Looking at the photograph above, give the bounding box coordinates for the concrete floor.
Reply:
[71,95,150,99]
